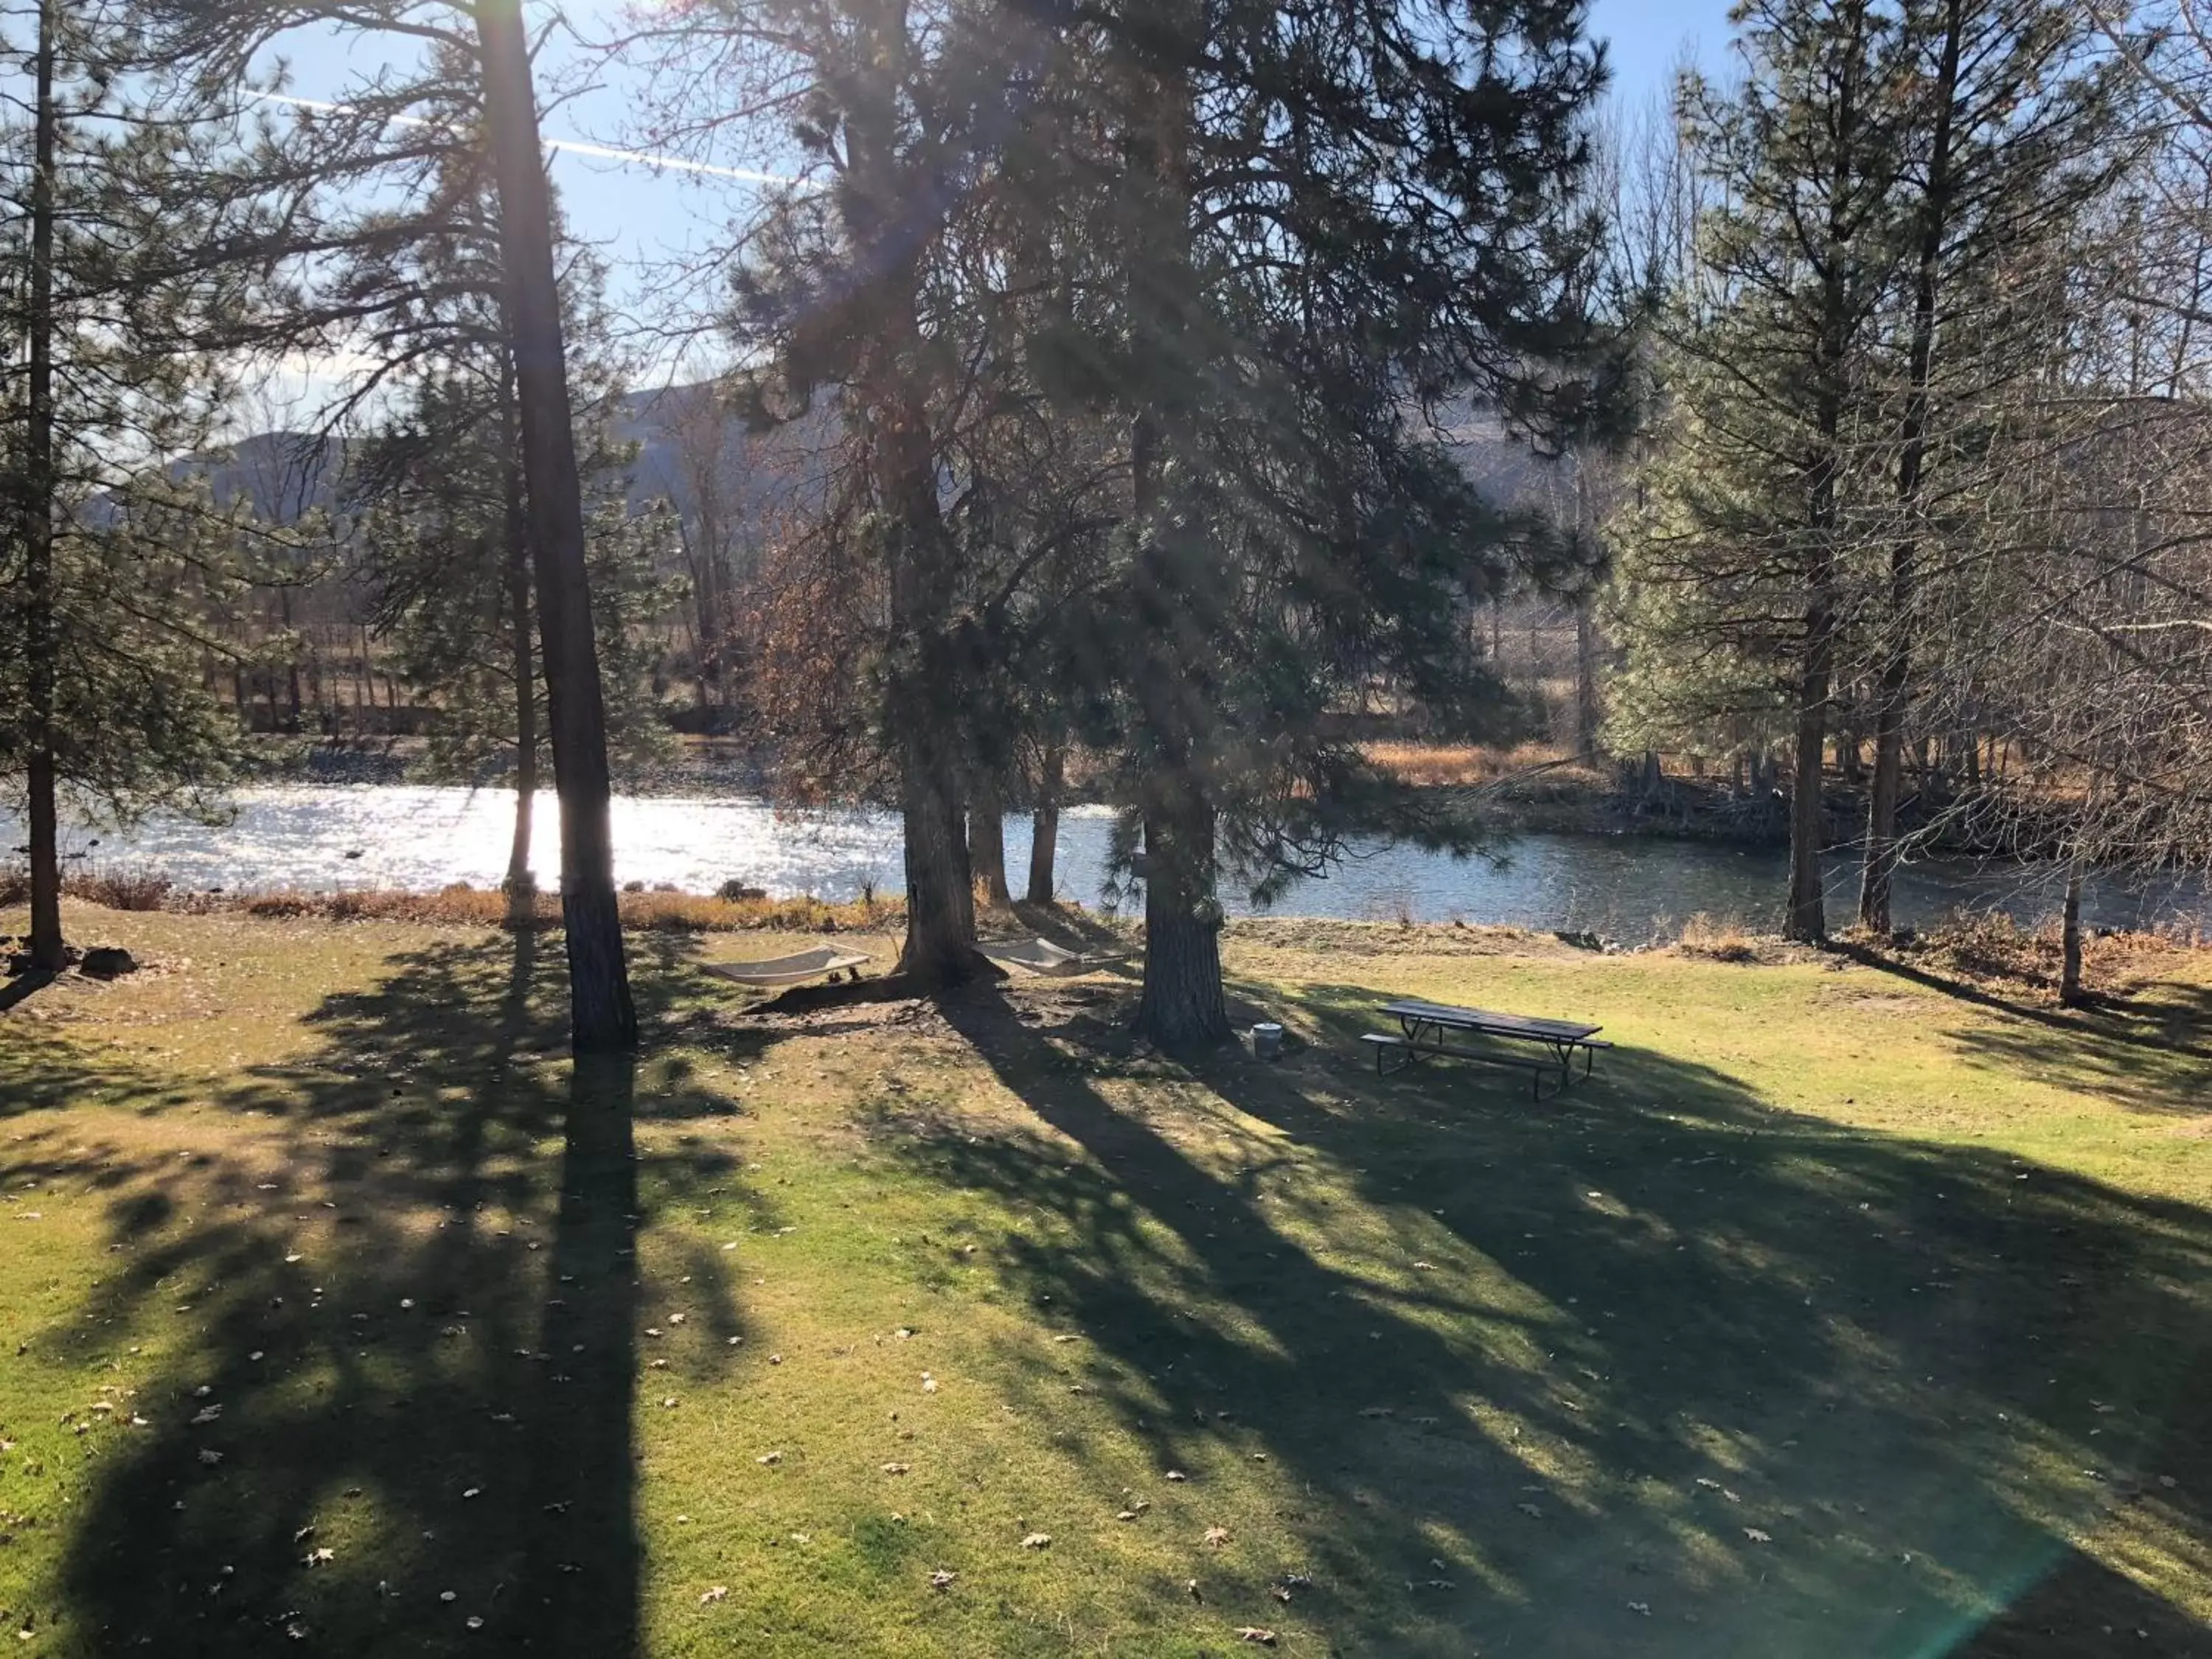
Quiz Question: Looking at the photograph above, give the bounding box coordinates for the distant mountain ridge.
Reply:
[183,382,1549,536]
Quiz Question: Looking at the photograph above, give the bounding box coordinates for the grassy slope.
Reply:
[1,903,2208,1657]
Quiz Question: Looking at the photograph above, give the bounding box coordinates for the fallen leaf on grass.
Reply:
[757,1452,782,1465]
[921,1374,938,1394]
[880,1462,910,1475]
[191,1406,222,1425]
[1408,1578,1456,1591]
[303,1548,335,1567]
[1165,1470,1188,1482]
[929,1570,956,1591]
[1236,1629,1278,1646]
[1516,1502,1543,1519]
[1020,1533,1052,1549]
[197,1449,223,1466]
[1743,1528,1771,1544]
[1204,1526,1231,1548]
[699,1587,728,1605]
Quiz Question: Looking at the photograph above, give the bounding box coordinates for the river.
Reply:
[7,785,2208,942]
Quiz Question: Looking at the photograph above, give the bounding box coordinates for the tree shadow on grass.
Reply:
[905,980,2212,1658]
[23,931,745,1656]
[1832,941,2212,1114]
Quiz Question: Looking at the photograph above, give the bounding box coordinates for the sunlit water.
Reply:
[7,785,2208,942]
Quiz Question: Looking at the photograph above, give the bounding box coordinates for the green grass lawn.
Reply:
[2,902,2209,1656]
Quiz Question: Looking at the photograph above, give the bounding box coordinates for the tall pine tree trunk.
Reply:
[1026,741,1062,904]
[476,0,634,1051]
[1127,401,1230,1045]
[886,482,978,979]
[1787,633,1832,942]
[874,365,976,981]
[21,0,63,973]
[969,790,1010,908]
[1135,790,1228,1046]
[896,728,977,981]
[1862,0,1961,936]
[838,8,981,987]
[500,375,538,919]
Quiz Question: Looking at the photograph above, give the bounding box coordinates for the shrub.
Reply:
[67,866,173,911]
[1677,912,1759,963]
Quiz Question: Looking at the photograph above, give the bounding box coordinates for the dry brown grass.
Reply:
[154,883,902,934]
[1674,911,1763,964]
[0,863,175,911]
[1362,739,1584,786]
[1885,909,2208,1004]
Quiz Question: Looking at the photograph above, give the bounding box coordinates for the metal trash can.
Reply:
[1251,1022,1284,1061]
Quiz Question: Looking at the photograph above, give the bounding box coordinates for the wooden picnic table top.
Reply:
[1380,998,1603,1043]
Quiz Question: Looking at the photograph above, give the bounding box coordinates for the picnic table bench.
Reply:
[1363,998,1610,1098]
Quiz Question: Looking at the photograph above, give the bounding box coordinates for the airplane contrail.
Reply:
[248,88,798,186]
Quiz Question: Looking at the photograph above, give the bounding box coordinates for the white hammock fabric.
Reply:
[700,947,871,989]
[979,937,1134,977]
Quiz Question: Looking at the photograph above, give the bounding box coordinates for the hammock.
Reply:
[700,947,871,989]
[978,937,1135,977]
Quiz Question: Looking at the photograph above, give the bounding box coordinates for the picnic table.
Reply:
[1363,998,1610,1097]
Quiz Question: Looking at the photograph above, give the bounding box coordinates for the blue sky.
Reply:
[262,0,1735,404]
[551,0,1733,307]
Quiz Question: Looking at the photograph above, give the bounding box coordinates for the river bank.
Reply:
[10,782,2208,944]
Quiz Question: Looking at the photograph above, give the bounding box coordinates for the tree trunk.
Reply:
[1787,611,1833,942]
[1573,599,1599,759]
[897,747,977,981]
[476,0,635,1051]
[1863,0,1959,933]
[21,0,63,973]
[1026,741,1062,904]
[501,375,538,919]
[968,790,1011,908]
[281,591,304,734]
[1135,795,1228,1046]
[2059,856,2087,1006]
[835,11,983,987]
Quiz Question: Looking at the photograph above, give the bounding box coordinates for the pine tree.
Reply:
[1050,0,1618,1040]
[342,114,675,914]
[1609,0,1911,942]
[1854,0,2129,931]
[0,0,269,971]
[141,0,643,1048]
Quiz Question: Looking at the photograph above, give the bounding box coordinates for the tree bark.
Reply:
[2059,855,2087,1006]
[897,740,978,981]
[1861,0,1961,936]
[1573,599,1599,759]
[21,0,63,973]
[1135,794,1228,1046]
[500,372,538,918]
[1026,741,1062,904]
[836,0,983,987]
[476,0,635,1051]
[1787,597,1834,942]
[968,790,1010,908]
